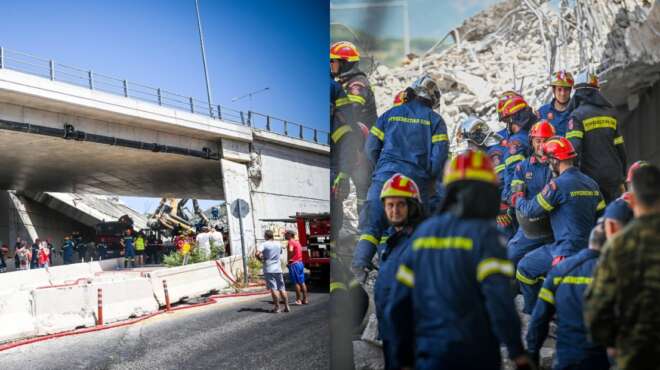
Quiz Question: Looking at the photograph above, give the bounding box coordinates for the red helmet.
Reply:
[499,95,528,120]
[550,70,574,88]
[626,160,650,183]
[393,90,406,107]
[381,173,421,202]
[543,137,577,161]
[330,41,360,62]
[529,120,556,139]
[443,149,498,186]
[496,91,521,119]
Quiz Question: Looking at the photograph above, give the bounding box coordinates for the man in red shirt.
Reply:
[285,230,308,305]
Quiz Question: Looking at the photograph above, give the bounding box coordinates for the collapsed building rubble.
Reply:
[370,0,660,143]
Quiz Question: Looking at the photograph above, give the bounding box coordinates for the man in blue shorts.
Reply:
[285,229,308,305]
[257,230,290,313]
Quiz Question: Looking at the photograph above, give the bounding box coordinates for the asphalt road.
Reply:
[1,290,328,370]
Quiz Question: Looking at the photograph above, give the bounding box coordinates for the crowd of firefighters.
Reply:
[329,40,656,370]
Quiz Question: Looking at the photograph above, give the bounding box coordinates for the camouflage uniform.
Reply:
[585,213,660,370]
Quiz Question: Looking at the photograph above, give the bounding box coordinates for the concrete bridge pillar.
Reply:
[220,158,257,259]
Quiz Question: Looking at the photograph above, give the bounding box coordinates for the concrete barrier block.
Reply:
[0,268,51,295]
[91,278,159,324]
[46,262,96,285]
[148,261,231,306]
[31,285,96,335]
[0,290,38,343]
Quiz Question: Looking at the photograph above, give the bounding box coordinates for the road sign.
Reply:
[231,199,250,218]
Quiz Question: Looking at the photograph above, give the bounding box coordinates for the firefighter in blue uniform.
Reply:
[385,150,532,370]
[507,120,555,267]
[373,173,424,369]
[352,74,449,274]
[565,71,627,203]
[527,201,632,370]
[330,41,376,219]
[515,137,605,313]
[500,94,536,202]
[331,78,367,223]
[537,70,574,136]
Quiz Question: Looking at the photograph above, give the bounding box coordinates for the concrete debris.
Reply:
[370,0,659,142]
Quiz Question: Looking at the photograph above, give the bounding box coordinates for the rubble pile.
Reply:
[370,0,659,140]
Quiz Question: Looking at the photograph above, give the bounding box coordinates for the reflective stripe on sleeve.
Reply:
[331,124,353,143]
[494,164,506,174]
[432,134,448,143]
[516,269,542,285]
[535,192,555,212]
[359,234,379,246]
[370,126,385,141]
[539,287,555,304]
[614,136,624,145]
[505,154,525,166]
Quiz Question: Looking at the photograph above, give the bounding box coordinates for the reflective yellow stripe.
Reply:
[539,287,555,305]
[413,237,473,251]
[477,258,513,282]
[395,264,414,287]
[510,179,525,188]
[330,282,347,292]
[614,136,624,145]
[536,192,554,212]
[334,97,351,107]
[346,94,366,105]
[516,270,541,285]
[505,154,525,166]
[583,116,616,132]
[432,134,448,143]
[330,53,360,62]
[597,200,606,211]
[444,169,497,185]
[379,236,389,244]
[570,190,600,197]
[331,124,353,143]
[494,164,506,174]
[370,126,385,141]
[553,276,593,286]
[359,234,379,246]
[566,131,584,139]
[387,116,432,126]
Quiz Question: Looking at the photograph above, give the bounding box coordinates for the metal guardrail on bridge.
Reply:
[0,47,329,145]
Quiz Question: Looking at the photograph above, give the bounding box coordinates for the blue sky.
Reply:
[0,0,328,213]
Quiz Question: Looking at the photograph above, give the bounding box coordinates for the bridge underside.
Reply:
[0,130,223,198]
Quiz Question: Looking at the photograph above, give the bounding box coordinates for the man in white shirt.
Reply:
[195,226,211,258]
[256,230,290,313]
[209,225,225,258]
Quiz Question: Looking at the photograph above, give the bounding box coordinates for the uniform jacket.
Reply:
[517,167,604,257]
[538,99,572,136]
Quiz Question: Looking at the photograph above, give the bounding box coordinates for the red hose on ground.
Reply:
[0,289,269,353]
[214,260,238,285]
